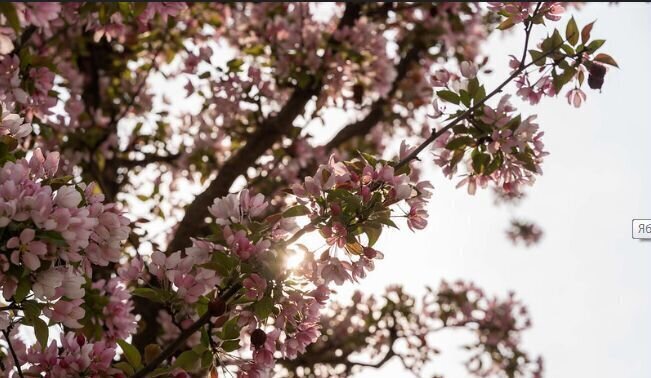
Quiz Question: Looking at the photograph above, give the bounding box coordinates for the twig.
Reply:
[131,283,242,378]
[519,2,543,70]
[3,330,24,378]
[394,39,569,171]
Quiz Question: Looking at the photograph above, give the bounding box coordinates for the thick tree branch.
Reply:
[325,43,423,151]
[115,152,181,169]
[166,3,362,254]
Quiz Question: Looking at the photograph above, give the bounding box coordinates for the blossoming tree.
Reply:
[0,3,616,378]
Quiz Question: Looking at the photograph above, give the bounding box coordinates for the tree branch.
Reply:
[395,39,569,170]
[115,152,181,169]
[3,330,24,378]
[131,283,242,378]
[165,3,363,254]
[519,2,542,70]
[325,43,423,151]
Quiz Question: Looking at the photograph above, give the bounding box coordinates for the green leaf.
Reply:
[221,339,241,352]
[221,316,240,340]
[565,17,579,45]
[484,153,503,176]
[586,39,605,53]
[466,78,479,97]
[458,89,471,107]
[282,205,310,218]
[358,151,378,166]
[243,45,265,56]
[36,230,68,246]
[131,288,164,303]
[0,135,18,152]
[497,17,516,30]
[206,251,238,276]
[471,151,491,174]
[253,296,274,319]
[363,224,382,247]
[436,90,460,105]
[133,2,148,17]
[201,350,213,368]
[552,67,577,92]
[560,44,575,56]
[445,136,474,150]
[117,340,142,369]
[581,21,595,44]
[114,362,135,375]
[226,58,244,72]
[593,53,619,68]
[14,275,31,303]
[550,29,564,50]
[515,152,537,172]
[0,3,21,32]
[528,50,546,67]
[173,350,200,372]
[33,318,49,349]
[22,301,42,321]
[474,85,486,102]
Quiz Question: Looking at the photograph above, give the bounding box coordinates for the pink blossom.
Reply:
[1,104,31,139]
[209,193,240,225]
[44,298,85,328]
[58,267,85,299]
[240,189,268,218]
[32,268,64,300]
[460,61,478,79]
[243,273,267,300]
[6,228,47,271]
[566,88,586,108]
[117,257,144,282]
[407,200,429,231]
[92,278,137,340]
[321,257,351,285]
[138,2,187,24]
[18,3,61,28]
[55,185,82,208]
[322,222,347,248]
[0,27,14,54]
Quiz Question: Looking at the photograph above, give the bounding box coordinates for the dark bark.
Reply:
[165,3,362,254]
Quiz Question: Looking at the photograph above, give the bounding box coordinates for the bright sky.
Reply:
[330,3,651,377]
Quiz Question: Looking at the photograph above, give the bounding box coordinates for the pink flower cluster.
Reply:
[291,155,432,286]
[149,239,222,304]
[1,157,125,290]
[488,2,565,27]
[1,104,31,140]
[0,127,130,353]
[425,280,543,377]
[433,95,547,195]
[22,333,121,377]
[91,278,138,340]
[209,189,268,226]
[506,220,544,246]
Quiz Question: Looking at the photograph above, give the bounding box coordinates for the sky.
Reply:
[328,3,651,377]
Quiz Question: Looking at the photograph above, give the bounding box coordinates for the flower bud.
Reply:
[250,328,267,348]
[588,75,604,90]
[363,247,378,259]
[208,298,226,317]
[588,63,606,90]
[589,63,607,78]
